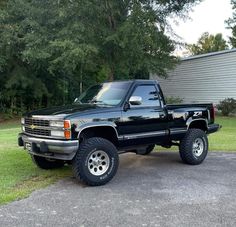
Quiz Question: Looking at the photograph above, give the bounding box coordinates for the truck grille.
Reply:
[25,127,51,136]
[24,118,51,137]
[25,118,50,127]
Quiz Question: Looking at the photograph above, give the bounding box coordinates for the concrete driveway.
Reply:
[0,151,236,227]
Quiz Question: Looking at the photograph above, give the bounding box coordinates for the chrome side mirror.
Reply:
[129,96,142,105]
[74,98,82,104]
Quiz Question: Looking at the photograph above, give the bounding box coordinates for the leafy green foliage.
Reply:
[226,0,236,47]
[187,32,228,55]
[0,0,200,114]
[217,98,236,116]
[0,0,7,8]
[165,96,183,104]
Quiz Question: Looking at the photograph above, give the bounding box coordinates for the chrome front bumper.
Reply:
[18,133,79,160]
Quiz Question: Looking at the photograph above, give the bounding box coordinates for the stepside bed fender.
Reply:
[186,117,208,131]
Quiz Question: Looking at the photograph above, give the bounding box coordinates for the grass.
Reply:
[0,122,71,205]
[209,116,236,151]
[0,116,235,205]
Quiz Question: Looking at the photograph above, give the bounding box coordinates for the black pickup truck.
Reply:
[18,80,220,186]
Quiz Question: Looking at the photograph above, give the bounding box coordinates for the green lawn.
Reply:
[0,116,235,205]
[0,122,71,205]
[209,116,236,151]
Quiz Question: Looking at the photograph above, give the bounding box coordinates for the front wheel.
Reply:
[179,129,208,165]
[72,137,119,186]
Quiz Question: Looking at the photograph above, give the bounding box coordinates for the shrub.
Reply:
[217,98,236,116]
[165,96,183,104]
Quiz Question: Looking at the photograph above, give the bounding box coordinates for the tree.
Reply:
[0,0,96,111]
[226,0,236,47]
[187,32,228,55]
[0,0,201,114]
[78,0,202,80]
[0,0,7,8]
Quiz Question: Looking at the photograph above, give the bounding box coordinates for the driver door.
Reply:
[120,84,168,146]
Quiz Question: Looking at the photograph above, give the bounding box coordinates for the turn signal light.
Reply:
[64,130,71,139]
[64,120,71,129]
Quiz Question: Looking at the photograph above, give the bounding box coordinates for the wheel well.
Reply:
[78,126,119,146]
[188,120,207,131]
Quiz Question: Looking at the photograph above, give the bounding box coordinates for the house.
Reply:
[151,49,236,104]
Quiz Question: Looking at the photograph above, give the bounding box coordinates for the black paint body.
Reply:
[23,80,219,151]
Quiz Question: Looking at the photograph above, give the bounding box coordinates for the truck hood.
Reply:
[25,104,113,118]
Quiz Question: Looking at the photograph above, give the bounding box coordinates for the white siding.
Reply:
[151,49,236,104]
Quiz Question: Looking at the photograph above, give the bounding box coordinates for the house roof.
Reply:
[182,48,236,61]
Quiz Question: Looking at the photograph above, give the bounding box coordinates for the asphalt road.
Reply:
[0,151,236,227]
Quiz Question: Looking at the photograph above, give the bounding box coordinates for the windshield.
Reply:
[75,82,132,106]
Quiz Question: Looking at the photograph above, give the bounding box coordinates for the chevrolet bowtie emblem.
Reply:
[30,124,37,130]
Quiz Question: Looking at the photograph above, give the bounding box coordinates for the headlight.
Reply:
[49,121,64,128]
[21,118,25,124]
[51,130,65,137]
[50,120,71,139]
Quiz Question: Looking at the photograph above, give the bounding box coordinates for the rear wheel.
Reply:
[31,155,65,169]
[179,129,208,165]
[72,137,119,186]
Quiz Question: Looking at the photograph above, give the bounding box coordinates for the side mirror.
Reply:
[74,98,79,103]
[74,98,81,104]
[129,96,142,105]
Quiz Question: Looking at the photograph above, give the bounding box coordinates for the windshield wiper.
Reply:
[90,100,113,106]
[91,100,106,104]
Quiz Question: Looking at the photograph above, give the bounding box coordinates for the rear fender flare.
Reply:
[186,117,208,131]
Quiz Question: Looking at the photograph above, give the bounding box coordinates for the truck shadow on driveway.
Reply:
[71,151,210,187]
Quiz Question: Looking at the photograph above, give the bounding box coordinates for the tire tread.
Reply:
[179,129,208,165]
[72,137,119,186]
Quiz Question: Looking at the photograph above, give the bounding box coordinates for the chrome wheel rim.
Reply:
[192,138,204,157]
[87,150,110,176]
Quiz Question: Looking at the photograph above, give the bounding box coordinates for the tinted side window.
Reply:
[131,85,160,107]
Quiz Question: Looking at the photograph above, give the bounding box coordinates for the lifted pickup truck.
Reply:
[18,80,220,186]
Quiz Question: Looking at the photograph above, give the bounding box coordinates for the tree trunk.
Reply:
[79,63,83,94]
[108,66,114,81]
